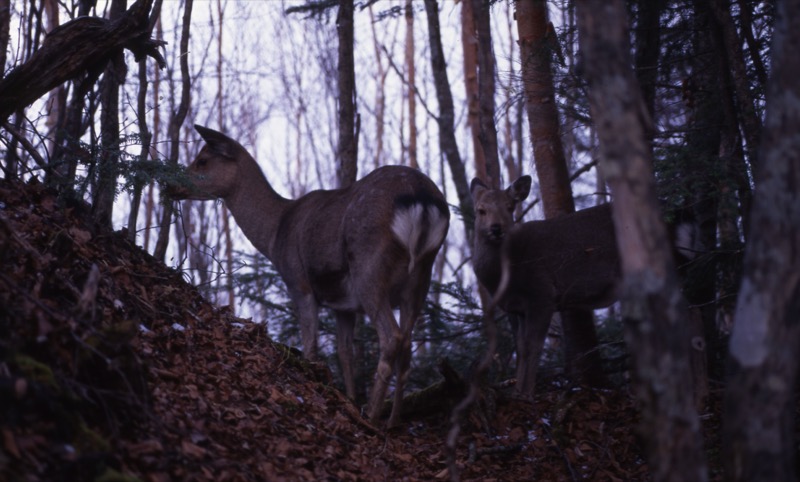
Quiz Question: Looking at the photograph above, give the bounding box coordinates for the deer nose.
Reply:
[489,224,503,239]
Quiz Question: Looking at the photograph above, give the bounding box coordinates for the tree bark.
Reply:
[722,0,800,479]
[472,0,500,189]
[423,0,474,241]
[461,0,486,184]
[336,0,358,188]
[575,1,708,480]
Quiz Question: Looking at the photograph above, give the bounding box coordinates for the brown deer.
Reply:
[170,125,450,427]
[471,176,620,397]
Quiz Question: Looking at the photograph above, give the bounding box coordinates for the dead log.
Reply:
[0,0,165,121]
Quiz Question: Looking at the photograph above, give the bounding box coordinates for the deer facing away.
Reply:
[170,125,450,427]
[471,176,621,397]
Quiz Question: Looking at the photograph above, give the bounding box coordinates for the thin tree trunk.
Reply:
[128,0,162,243]
[368,4,388,169]
[575,1,708,480]
[633,0,662,140]
[723,1,800,479]
[0,0,9,77]
[423,0,473,241]
[708,0,762,168]
[461,0,485,183]
[472,0,500,189]
[214,0,234,306]
[143,18,162,252]
[154,0,193,261]
[404,0,417,169]
[93,0,128,227]
[336,0,358,188]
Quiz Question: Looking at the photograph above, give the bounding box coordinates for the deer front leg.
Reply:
[515,306,554,398]
[335,311,357,400]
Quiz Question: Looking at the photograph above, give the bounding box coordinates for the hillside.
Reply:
[0,179,718,481]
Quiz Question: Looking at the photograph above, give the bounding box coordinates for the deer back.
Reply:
[504,204,620,311]
[270,165,449,310]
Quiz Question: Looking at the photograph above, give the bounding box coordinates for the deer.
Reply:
[169,125,450,428]
[471,176,620,397]
[471,176,701,398]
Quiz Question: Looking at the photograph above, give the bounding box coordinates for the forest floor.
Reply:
[0,178,726,481]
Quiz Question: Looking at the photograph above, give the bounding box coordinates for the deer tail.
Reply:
[391,202,449,274]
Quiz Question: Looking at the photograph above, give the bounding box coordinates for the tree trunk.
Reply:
[472,0,500,189]
[92,0,128,228]
[404,0,418,169]
[708,0,762,169]
[336,0,358,188]
[154,0,193,261]
[423,0,474,241]
[633,0,662,139]
[723,0,800,479]
[461,0,486,184]
[128,0,161,243]
[516,0,605,388]
[0,0,9,78]
[575,1,708,480]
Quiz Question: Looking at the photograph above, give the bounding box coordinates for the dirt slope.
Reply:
[0,179,720,481]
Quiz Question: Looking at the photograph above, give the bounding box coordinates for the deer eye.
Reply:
[477,208,486,216]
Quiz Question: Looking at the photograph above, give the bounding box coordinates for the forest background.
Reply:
[1,0,798,480]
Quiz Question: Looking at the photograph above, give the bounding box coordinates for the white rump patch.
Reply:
[391,204,448,273]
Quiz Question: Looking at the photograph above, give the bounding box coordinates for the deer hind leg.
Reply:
[515,306,554,398]
[364,301,401,425]
[335,311,357,400]
[386,261,434,428]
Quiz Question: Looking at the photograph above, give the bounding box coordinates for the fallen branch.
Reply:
[0,0,165,121]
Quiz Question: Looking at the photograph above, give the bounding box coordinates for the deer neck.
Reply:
[223,156,290,260]
[473,236,504,294]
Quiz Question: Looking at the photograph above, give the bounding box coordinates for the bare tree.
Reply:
[575,0,708,480]
[472,0,500,189]
[336,0,358,188]
[423,0,473,239]
[402,0,418,169]
[722,1,800,479]
[93,0,128,227]
[154,0,193,261]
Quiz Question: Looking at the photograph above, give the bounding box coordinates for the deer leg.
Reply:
[515,307,554,398]
[335,311,357,400]
[365,303,400,425]
[293,291,320,360]
[386,262,434,428]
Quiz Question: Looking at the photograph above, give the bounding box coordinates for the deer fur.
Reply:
[170,125,450,427]
[471,176,620,397]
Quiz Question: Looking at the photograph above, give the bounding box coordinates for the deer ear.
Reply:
[470,178,489,199]
[508,176,532,202]
[195,124,237,160]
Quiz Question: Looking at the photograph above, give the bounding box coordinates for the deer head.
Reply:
[170,125,450,428]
